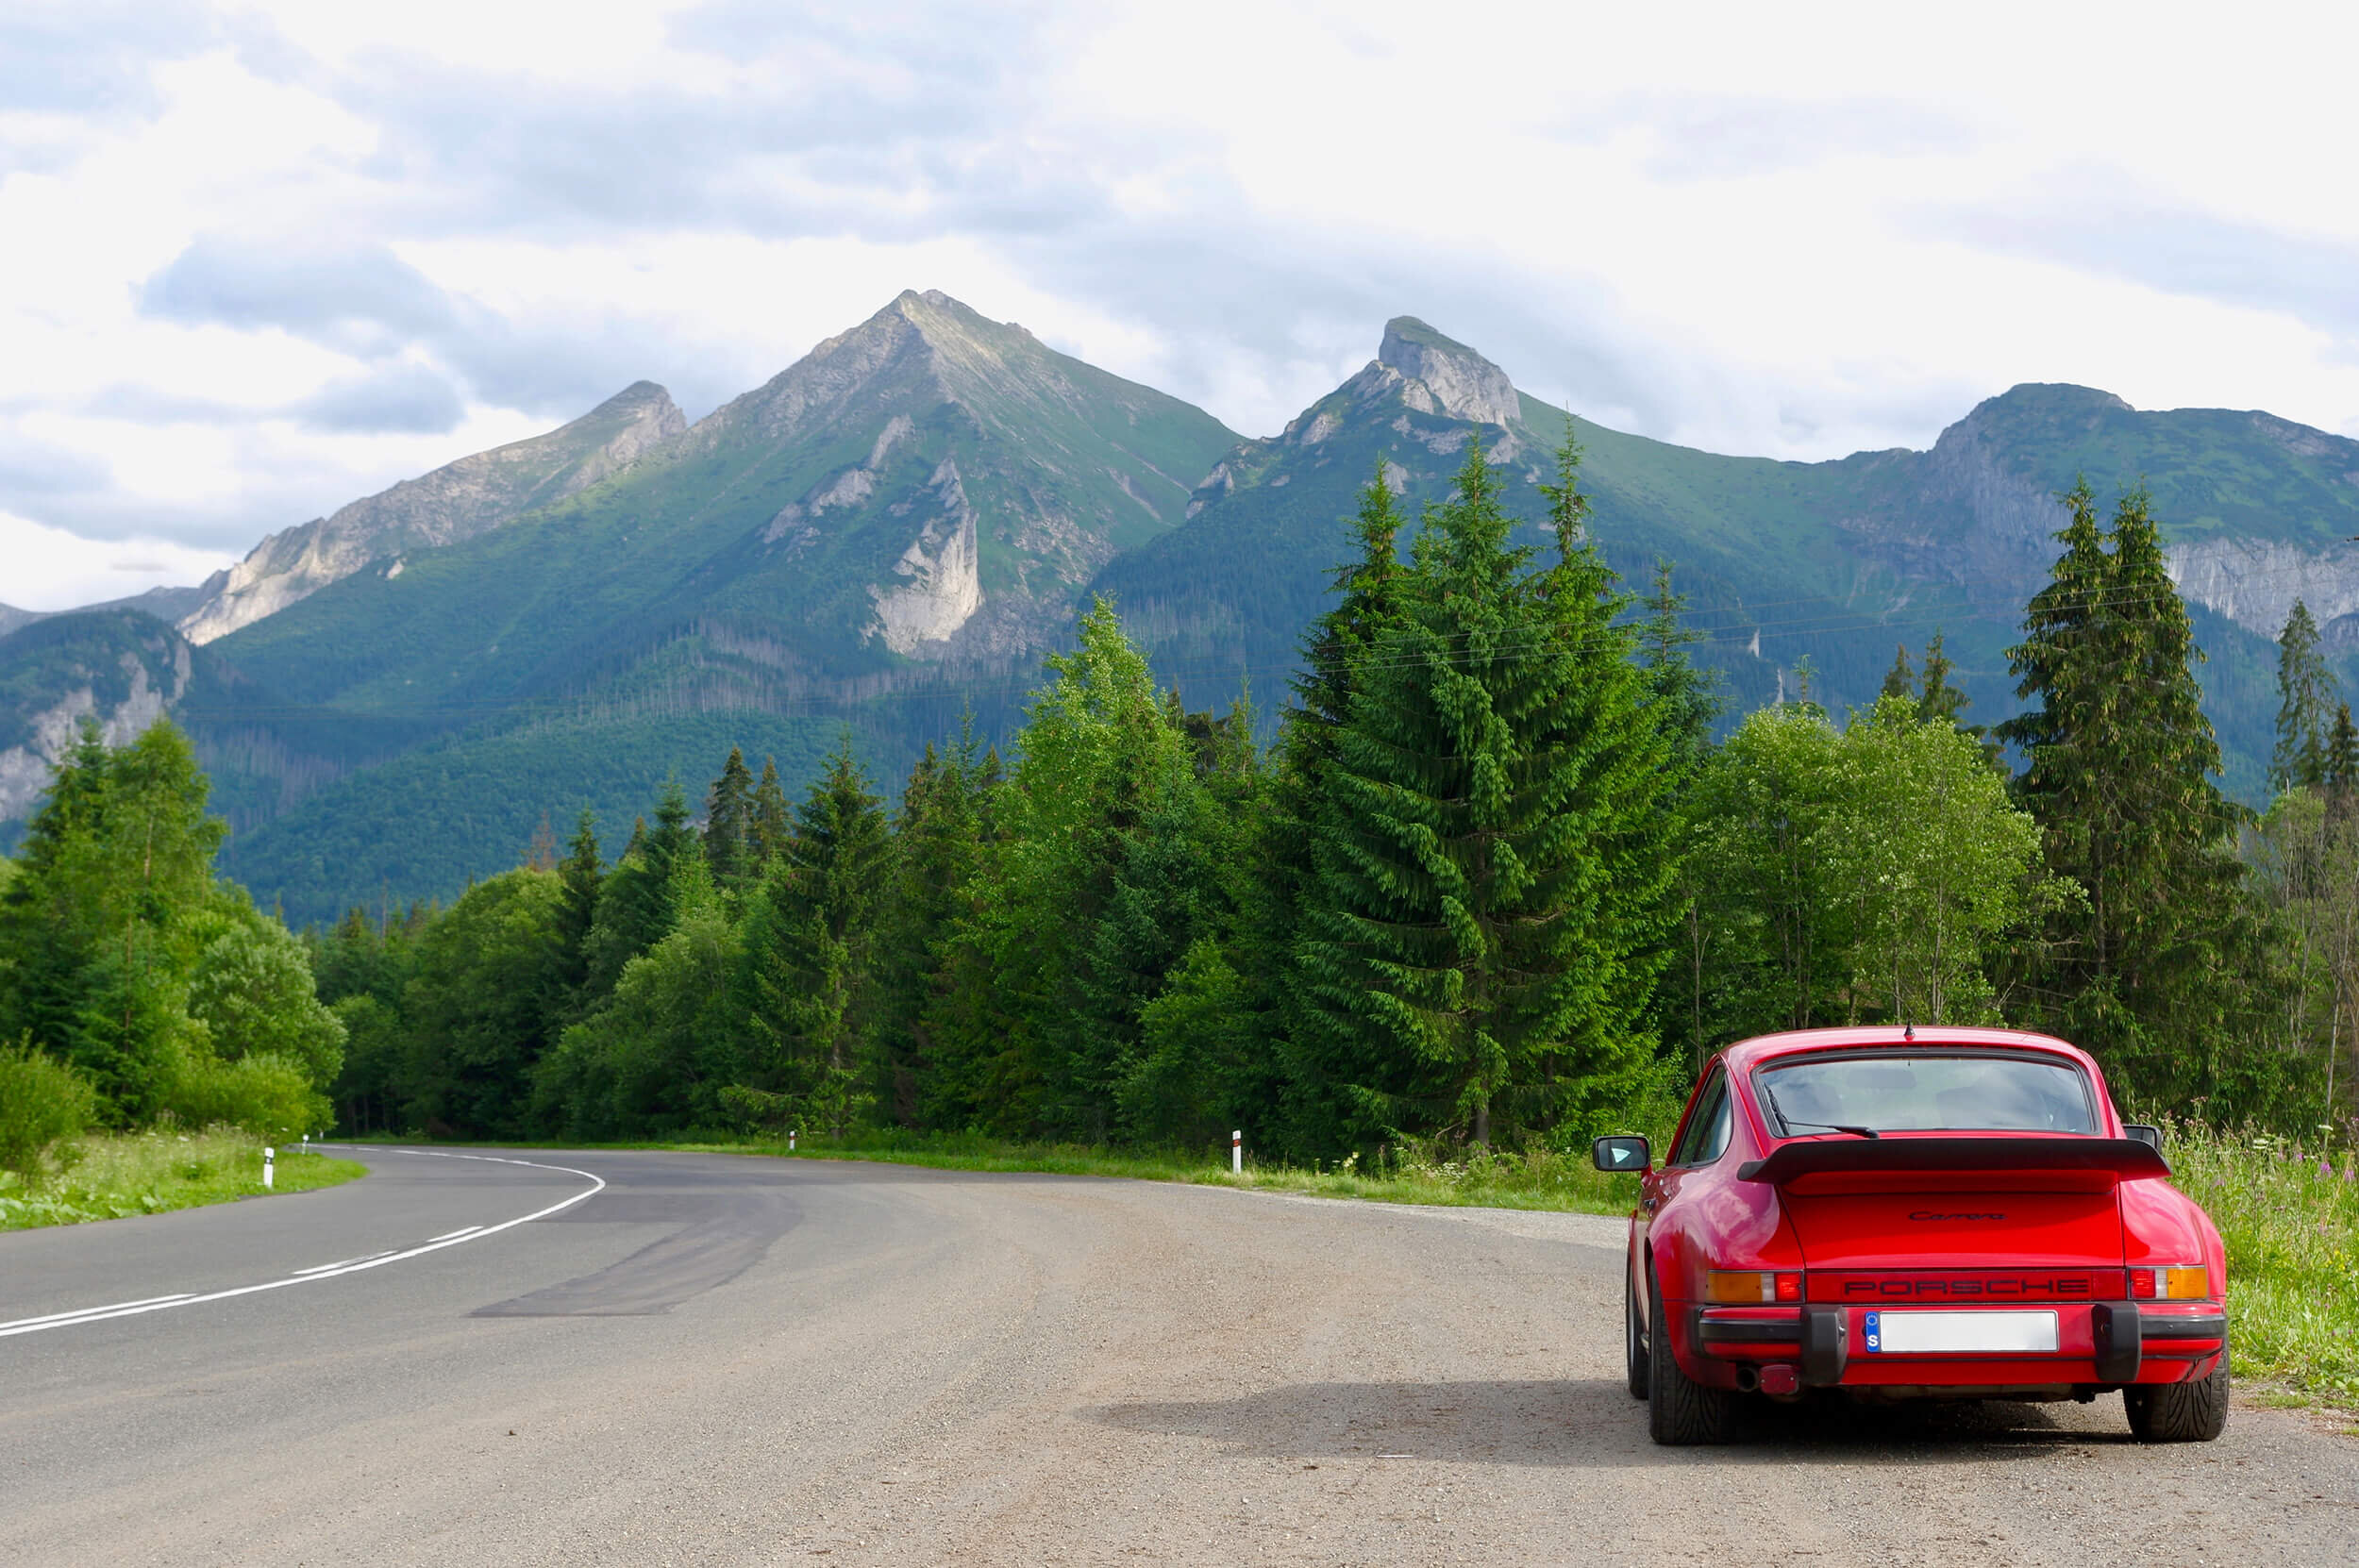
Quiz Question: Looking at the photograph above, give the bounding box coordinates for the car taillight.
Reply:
[2128,1265,2209,1300]
[1705,1270,1802,1304]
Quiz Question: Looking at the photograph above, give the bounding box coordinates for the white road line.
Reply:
[291,1250,398,1276]
[1,1293,196,1329]
[425,1226,482,1243]
[0,1148,605,1340]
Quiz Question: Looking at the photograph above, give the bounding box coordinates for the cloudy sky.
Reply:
[6,0,2357,609]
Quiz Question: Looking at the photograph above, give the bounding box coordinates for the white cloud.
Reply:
[4,0,2359,606]
[0,509,235,610]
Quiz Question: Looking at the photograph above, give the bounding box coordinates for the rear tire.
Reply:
[2125,1352,2231,1443]
[1625,1273,1649,1400]
[1648,1268,1737,1444]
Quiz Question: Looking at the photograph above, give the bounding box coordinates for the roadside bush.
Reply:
[0,1039,98,1184]
[162,1051,330,1140]
[185,909,346,1087]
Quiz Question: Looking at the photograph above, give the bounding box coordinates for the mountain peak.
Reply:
[1374,316,1519,427]
[179,378,688,644]
[591,379,681,417]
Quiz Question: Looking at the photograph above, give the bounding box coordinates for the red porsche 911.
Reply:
[1593,1026,2230,1445]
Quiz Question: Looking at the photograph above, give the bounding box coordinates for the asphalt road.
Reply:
[3,1146,2355,1566]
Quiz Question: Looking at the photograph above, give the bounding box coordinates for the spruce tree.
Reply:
[579,781,694,1000]
[1637,559,1720,780]
[1999,482,2250,1097]
[1267,464,1409,1150]
[750,757,791,870]
[737,741,889,1130]
[871,742,973,1122]
[551,810,602,1015]
[1880,644,1915,703]
[1916,631,1969,727]
[2329,702,2359,822]
[1297,434,1675,1151]
[1637,560,1723,1067]
[2272,599,2336,792]
[704,745,756,886]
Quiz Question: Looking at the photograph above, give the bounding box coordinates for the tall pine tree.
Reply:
[1880,644,1915,703]
[1267,463,1409,1152]
[1999,481,2251,1099]
[870,730,990,1124]
[736,741,888,1131]
[2331,702,2359,822]
[2272,599,2336,793]
[550,809,603,1024]
[1296,434,1676,1151]
[749,757,791,870]
[704,745,757,887]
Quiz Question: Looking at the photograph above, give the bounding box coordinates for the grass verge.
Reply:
[0,1127,365,1232]
[2162,1119,2359,1404]
[655,1128,1648,1217]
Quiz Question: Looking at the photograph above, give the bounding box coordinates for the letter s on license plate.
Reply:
[1863,1309,2060,1355]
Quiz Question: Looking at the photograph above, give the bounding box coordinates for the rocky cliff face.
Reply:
[179,381,687,644]
[688,289,1234,659]
[1370,317,1522,427]
[2167,537,2359,642]
[0,612,192,822]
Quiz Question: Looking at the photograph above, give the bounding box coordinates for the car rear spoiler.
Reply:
[1737,1136,2170,1186]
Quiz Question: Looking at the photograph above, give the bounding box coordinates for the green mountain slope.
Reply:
[180,380,690,644]
[186,291,1239,920]
[1096,320,2359,799]
[215,291,1237,715]
[12,305,2359,921]
[0,609,431,859]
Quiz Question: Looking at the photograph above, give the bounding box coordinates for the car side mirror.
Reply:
[2123,1124,2163,1152]
[1593,1135,1650,1174]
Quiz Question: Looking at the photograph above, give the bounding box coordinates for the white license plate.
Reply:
[1863,1309,2060,1355]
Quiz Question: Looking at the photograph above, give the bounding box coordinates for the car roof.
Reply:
[1713,1026,2100,1077]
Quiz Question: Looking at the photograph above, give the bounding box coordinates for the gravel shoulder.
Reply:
[2,1149,2353,1566]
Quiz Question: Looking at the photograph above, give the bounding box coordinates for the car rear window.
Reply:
[1753,1052,2097,1136]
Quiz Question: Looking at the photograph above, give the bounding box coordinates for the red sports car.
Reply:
[1594,1026,2230,1444]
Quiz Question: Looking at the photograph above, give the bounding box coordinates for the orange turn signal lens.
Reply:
[2128,1265,2210,1300]
[1705,1270,1802,1304]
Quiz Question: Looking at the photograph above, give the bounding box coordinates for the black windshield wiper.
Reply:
[1762,1082,1880,1140]
[1781,1118,1881,1140]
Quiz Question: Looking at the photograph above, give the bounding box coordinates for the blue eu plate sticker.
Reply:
[1864,1310,1882,1353]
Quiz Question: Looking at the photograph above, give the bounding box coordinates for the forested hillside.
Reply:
[236,444,2349,1160]
[8,297,2359,925]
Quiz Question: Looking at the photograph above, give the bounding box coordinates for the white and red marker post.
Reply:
[1231,1129,1242,1175]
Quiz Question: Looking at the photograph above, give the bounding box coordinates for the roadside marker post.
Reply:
[1232,1130,1242,1174]
[789,1130,797,1152]
[263,1147,275,1191]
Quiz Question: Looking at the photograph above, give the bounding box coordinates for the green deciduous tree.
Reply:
[401,868,568,1136]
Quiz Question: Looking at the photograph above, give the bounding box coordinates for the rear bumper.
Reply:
[1687,1301,2225,1389]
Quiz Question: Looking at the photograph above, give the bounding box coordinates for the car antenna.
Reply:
[1903,1022,1915,1043]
